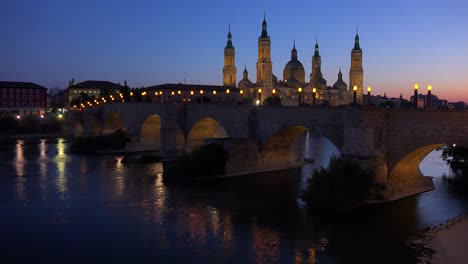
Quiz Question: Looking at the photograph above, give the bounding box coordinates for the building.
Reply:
[0,81,48,116]
[67,80,126,106]
[229,15,364,106]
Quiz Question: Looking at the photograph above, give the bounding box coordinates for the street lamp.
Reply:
[240,89,244,102]
[353,85,357,105]
[226,89,230,103]
[272,89,276,96]
[414,83,419,108]
[258,88,262,104]
[427,85,432,109]
[367,87,371,107]
[312,88,317,108]
[298,87,302,106]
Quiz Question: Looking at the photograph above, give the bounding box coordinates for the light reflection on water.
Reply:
[1,137,467,263]
[54,138,68,198]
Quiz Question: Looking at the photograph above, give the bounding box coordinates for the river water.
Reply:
[1,137,467,263]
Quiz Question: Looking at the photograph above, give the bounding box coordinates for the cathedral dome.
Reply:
[283,43,305,88]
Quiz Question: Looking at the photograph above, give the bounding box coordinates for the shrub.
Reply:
[163,143,228,183]
[302,155,372,210]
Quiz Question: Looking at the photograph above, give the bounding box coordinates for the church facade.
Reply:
[225,16,364,106]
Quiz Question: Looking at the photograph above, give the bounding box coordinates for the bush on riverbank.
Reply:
[163,143,228,183]
[438,145,468,189]
[70,129,127,153]
[302,155,373,210]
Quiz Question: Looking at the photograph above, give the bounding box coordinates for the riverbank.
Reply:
[429,216,468,264]
[409,215,468,263]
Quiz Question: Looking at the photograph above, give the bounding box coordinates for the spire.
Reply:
[243,65,248,79]
[291,41,297,60]
[338,68,343,80]
[314,38,320,57]
[243,64,247,73]
[260,12,269,38]
[353,28,361,50]
[225,26,233,49]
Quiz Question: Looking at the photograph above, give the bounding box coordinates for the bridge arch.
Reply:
[389,144,444,183]
[103,112,124,134]
[260,125,341,163]
[73,120,84,137]
[139,114,185,150]
[186,117,229,152]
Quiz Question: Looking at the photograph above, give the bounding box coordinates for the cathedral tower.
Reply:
[310,39,321,81]
[223,27,236,87]
[349,31,363,104]
[256,14,273,94]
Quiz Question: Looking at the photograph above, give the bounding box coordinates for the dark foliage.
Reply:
[302,155,373,210]
[163,143,228,183]
[70,130,127,153]
[438,145,468,187]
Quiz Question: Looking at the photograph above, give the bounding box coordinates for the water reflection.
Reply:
[54,138,68,198]
[114,156,126,196]
[39,139,48,197]
[14,140,27,202]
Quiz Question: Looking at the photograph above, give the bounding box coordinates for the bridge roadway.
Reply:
[69,103,468,201]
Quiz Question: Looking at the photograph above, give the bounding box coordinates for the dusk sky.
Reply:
[1,0,467,102]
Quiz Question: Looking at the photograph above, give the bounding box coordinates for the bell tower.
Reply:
[256,13,273,95]
[223,26,236,87]
[349,30,364,104]
[310,38,321,81]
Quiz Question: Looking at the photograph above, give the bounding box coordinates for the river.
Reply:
[1,137,467,263]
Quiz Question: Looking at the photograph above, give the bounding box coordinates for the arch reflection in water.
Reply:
[55,138,69,198]
[14,140,27,202]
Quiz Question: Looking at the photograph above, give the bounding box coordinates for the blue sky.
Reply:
[1,0,467,101]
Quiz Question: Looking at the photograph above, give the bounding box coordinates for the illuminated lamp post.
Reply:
[353,85,357,105]
[213,90,216,103]
[367,86,372,107]
[413,83,419,109]
[226,88,230,103]
[258,88,262,105]
[312,88,317,108]
[240,90,244,102]
[298,87,302,106]
[272,88,276,97]
[200,90,204,104]
[427,85,432,109]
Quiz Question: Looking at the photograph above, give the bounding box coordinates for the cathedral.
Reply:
[223,16,364,106]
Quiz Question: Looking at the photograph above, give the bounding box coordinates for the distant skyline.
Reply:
[1,0,467,102]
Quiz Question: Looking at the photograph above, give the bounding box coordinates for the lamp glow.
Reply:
[367,87,372,92]
[428,85,432,91]
[414,83,419,90]
[353,85,357,91]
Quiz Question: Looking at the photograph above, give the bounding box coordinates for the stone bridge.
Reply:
[69,104,468,200]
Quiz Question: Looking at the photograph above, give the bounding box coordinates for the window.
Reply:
[36,102,40,107]
[23,102,27,107]
[22,95,27,99]
[29,102,33,107]
[2,94,6,99]
[16,95,20,99]
[29,89,33,93]
[36,89,40,94]
[36,95,40,100]
[29,95,33,99]
[10,88,14,93]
